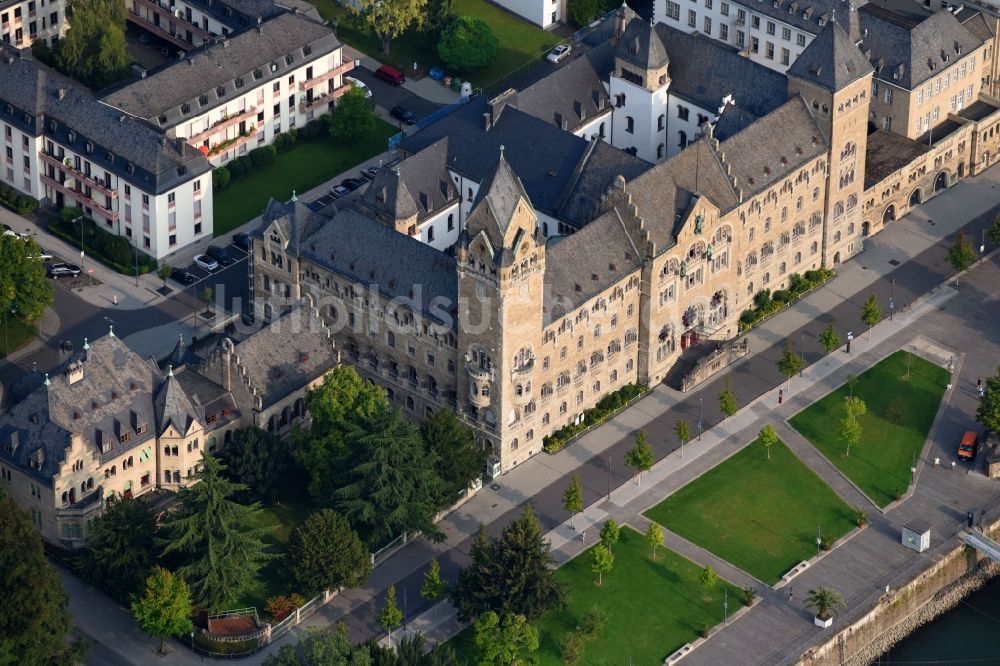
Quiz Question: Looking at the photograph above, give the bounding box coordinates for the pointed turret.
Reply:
[464,146,534,254]
[787,18,873,92]
[360,165,420,234]
[615,16,668,71]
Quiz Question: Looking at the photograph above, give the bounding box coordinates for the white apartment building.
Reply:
[0,48,213,259]
[1,0,65,48]
[495,0,565,29]
[103,11,353,167]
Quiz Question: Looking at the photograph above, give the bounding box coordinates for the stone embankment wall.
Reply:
[797,519,1000,666]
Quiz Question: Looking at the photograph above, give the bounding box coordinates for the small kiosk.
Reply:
[902,519,931,553]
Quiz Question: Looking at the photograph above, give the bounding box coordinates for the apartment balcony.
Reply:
[39,152,118,199]
[56,489,104,519]
[127,0,212,51]
[208,127,257,156]
[187,106,257,146]
[298,60,358,92]
[42,173,119,221]
[299,84,352,114]
[469,386,491,409]
[466,362,494,382]
[512,389,532,407]
[510,358,535,378]
[127,9,194,50]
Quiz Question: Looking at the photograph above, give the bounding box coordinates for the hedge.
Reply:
[543,383,649,454]
[212,116,330,191]
[0,183,39,216]
[738,268,834,331]
[48,209,158,277]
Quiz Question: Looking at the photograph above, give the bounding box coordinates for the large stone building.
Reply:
[252,9,1000,477]
[0,306,338,547]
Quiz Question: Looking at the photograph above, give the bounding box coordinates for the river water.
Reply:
[880,577,1000,664]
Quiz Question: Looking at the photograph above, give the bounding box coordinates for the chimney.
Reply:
[8,431,18,451]
[554,111,563,127]
[419,191,429,211]
[487,89,517,125]
[57,88,67,101]
[222,341,232,392]
[66,360,84,385]
[482,112,492,131]
[174,137,184,152]
[574,100,583,120]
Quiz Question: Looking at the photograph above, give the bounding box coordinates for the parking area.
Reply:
[170,240,250,289]
[350,68,444,125]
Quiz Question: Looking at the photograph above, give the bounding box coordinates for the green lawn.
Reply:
[644,439,856,584]
[311,0,560,89]
[212,121,395,236]
[448,528,740,665]
[0,316,36,358]
[236,499,314,610]
[789,350,949,507]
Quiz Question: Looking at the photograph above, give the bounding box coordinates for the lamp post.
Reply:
[607,455,612,500]
[982,227,987,254]
[799,332,805,377]
[911,451,917,484]
[698,396,703,441]
[889,279,895,321]
[724,588,729,626]
[816,524,822,557]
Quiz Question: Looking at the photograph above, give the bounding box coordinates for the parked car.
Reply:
[193,254,219,272]
[329,185,350,198]
[171,267,197,285]
[232,232,251,251]
[344,76,372,98]
[375,64,406,85]
[391,105,415,124]
[46,263,81,278]
[546,44,572,64]
[206,245,234,266]
[2,228,27,240]
[28,252,54,261]
[340,177,366,191]
[360,165,380,180]
[958,430,979,461]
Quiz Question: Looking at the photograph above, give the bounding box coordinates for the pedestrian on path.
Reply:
[787,588,793,602]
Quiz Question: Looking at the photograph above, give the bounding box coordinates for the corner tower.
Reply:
[609,18,671,164]
[455,147,545,474]
[787,15,874,266]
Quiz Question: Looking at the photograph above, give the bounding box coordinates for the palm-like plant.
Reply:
[806,587,845,621]
[852,506,869,528]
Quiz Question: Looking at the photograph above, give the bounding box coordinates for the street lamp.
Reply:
[816,524,822,557]
[911,451,917,483]
[724,588,729,626]
[607,455,612,500]
[889,279,895,321]
[698,396,703,442]
[982,228,987,254]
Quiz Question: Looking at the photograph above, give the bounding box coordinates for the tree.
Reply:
[158,454,270,610]
[946,230,978,276]
[569,0,605,26]
[978,369,1000,432]
[699,564,720,589]
[819,321,841,354]
[79,497,157,601]
[599,519,620,552]
[297,366,389,498]
[422,408,489,507]
[57,0,131,88]
[264,594,305,622]
[562,472,584,530]
[218,427,297,503]
[805,587,845,621]
[158,263,171,288]
[560,631,584,666]
[473,611,539,666]
[334,403,445,546]
[590,543,614,586]
[263,625,375,665]
[719,378,738,420]
[328,85,376,142]
[675,418,691,456]
[989,213,1000,246]
[845,396,867,421]
[356,0,427,55]
[380,585,403,643]
[425,0,456,39]
[130,567,194,655]
[451,505,565,622]
[421,558,448,612]
[624,430,654,484]
[199,286,214,315]
[840,414,862,458]
[777,339,804,387]
[0,498,80,665]
[646,521,664,558]
[288,510,372,597]
[0,234,54,323]
[758,424,779,460]
[437,16,499,72]
[860,294,882,340]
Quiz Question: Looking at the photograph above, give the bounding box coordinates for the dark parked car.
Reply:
[232,232,251,251]
[330,185,350,198]
[360,165,379,180]
[391,105,415,125]
[206,245,234,266]
[170,267,197,285]
[46,263,82,278]
[340,177,365,191]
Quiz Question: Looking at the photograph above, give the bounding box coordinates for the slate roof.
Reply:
[394,137,458,221]
[0,49,210,195]
[615,16,668,70]
[155,368,201,435]
[713,103,763,140]
[292,208,459,325]
[253,196,327,252]
[543,209,642,324]
[858,5,984,89]
[102,12,340,126]
[231,305,338,409]
[787,18,873,91]
[741,0,854,36]
[653,23,789,120]
[516,41,614,133]
[0,334,157,485]
[863,129,929,187]
[361,166,419,221]
[959,10,995,44]
[556,139,653,228]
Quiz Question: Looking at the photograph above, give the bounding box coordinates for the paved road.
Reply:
[349,68,444,125]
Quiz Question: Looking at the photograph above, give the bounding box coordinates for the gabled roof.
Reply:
[155,368,201,435]
[394,137,458,221]
[468,148,532,249]
[254,196,327,252]
[361,166,419,221]
[787,18,873,92]
[516,41,614,133]
[615,17,668,71]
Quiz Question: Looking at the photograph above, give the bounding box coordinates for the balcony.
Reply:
[209,127,257,156]
[299,84,353,114]
[469,386,491,408]
[42,173,119,221]
[56,489,104,519]
[39,152,117,199]
[512,388,532,407]
[128,0,212,42]
[298,60,358,92]
[510,358,535,378]
[186,106,257,146]
[466,362,494,382]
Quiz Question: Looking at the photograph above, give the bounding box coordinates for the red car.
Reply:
[958,430,979,461]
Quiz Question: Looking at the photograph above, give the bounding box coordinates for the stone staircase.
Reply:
[661,341,719,390]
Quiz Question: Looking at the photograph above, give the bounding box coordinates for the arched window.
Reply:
[678,130,687,147]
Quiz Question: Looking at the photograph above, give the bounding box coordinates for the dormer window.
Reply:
[126,163,135,175]
[285,54,294,65]
[85,141,93,154]
[217,86,226,97]
[304,45,312,56]
[253,69,262,80]
[235,77,244,89]
[136,423,148,435]
[67,130,76,143]
[199,95,208,106]
[181,103,190,114]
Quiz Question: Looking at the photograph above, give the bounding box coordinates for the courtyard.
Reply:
[789,350,949,507]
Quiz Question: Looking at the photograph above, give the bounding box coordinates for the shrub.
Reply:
[560,631,584,665]
[771,289,789,304]
[788,272,807,295]
[47,214,156,276]
[227,158,247,179]
[102,234,134,265]
[543,384,648,453]
[273,132,297,152]
[212,166,231,190]
[60,206,84,224]
[249,147,275,168]
[235,155,253,174]
[264,593,305,621]
[577,606,608,640]
[437,16,500,72]
[753,289,772,309]
[0,183,39,216]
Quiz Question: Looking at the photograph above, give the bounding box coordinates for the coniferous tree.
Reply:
[421,408,489,507]
[80,497,157,601]
[218,427,297,503]
[159,454,270,611]
[288,510,371,597]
